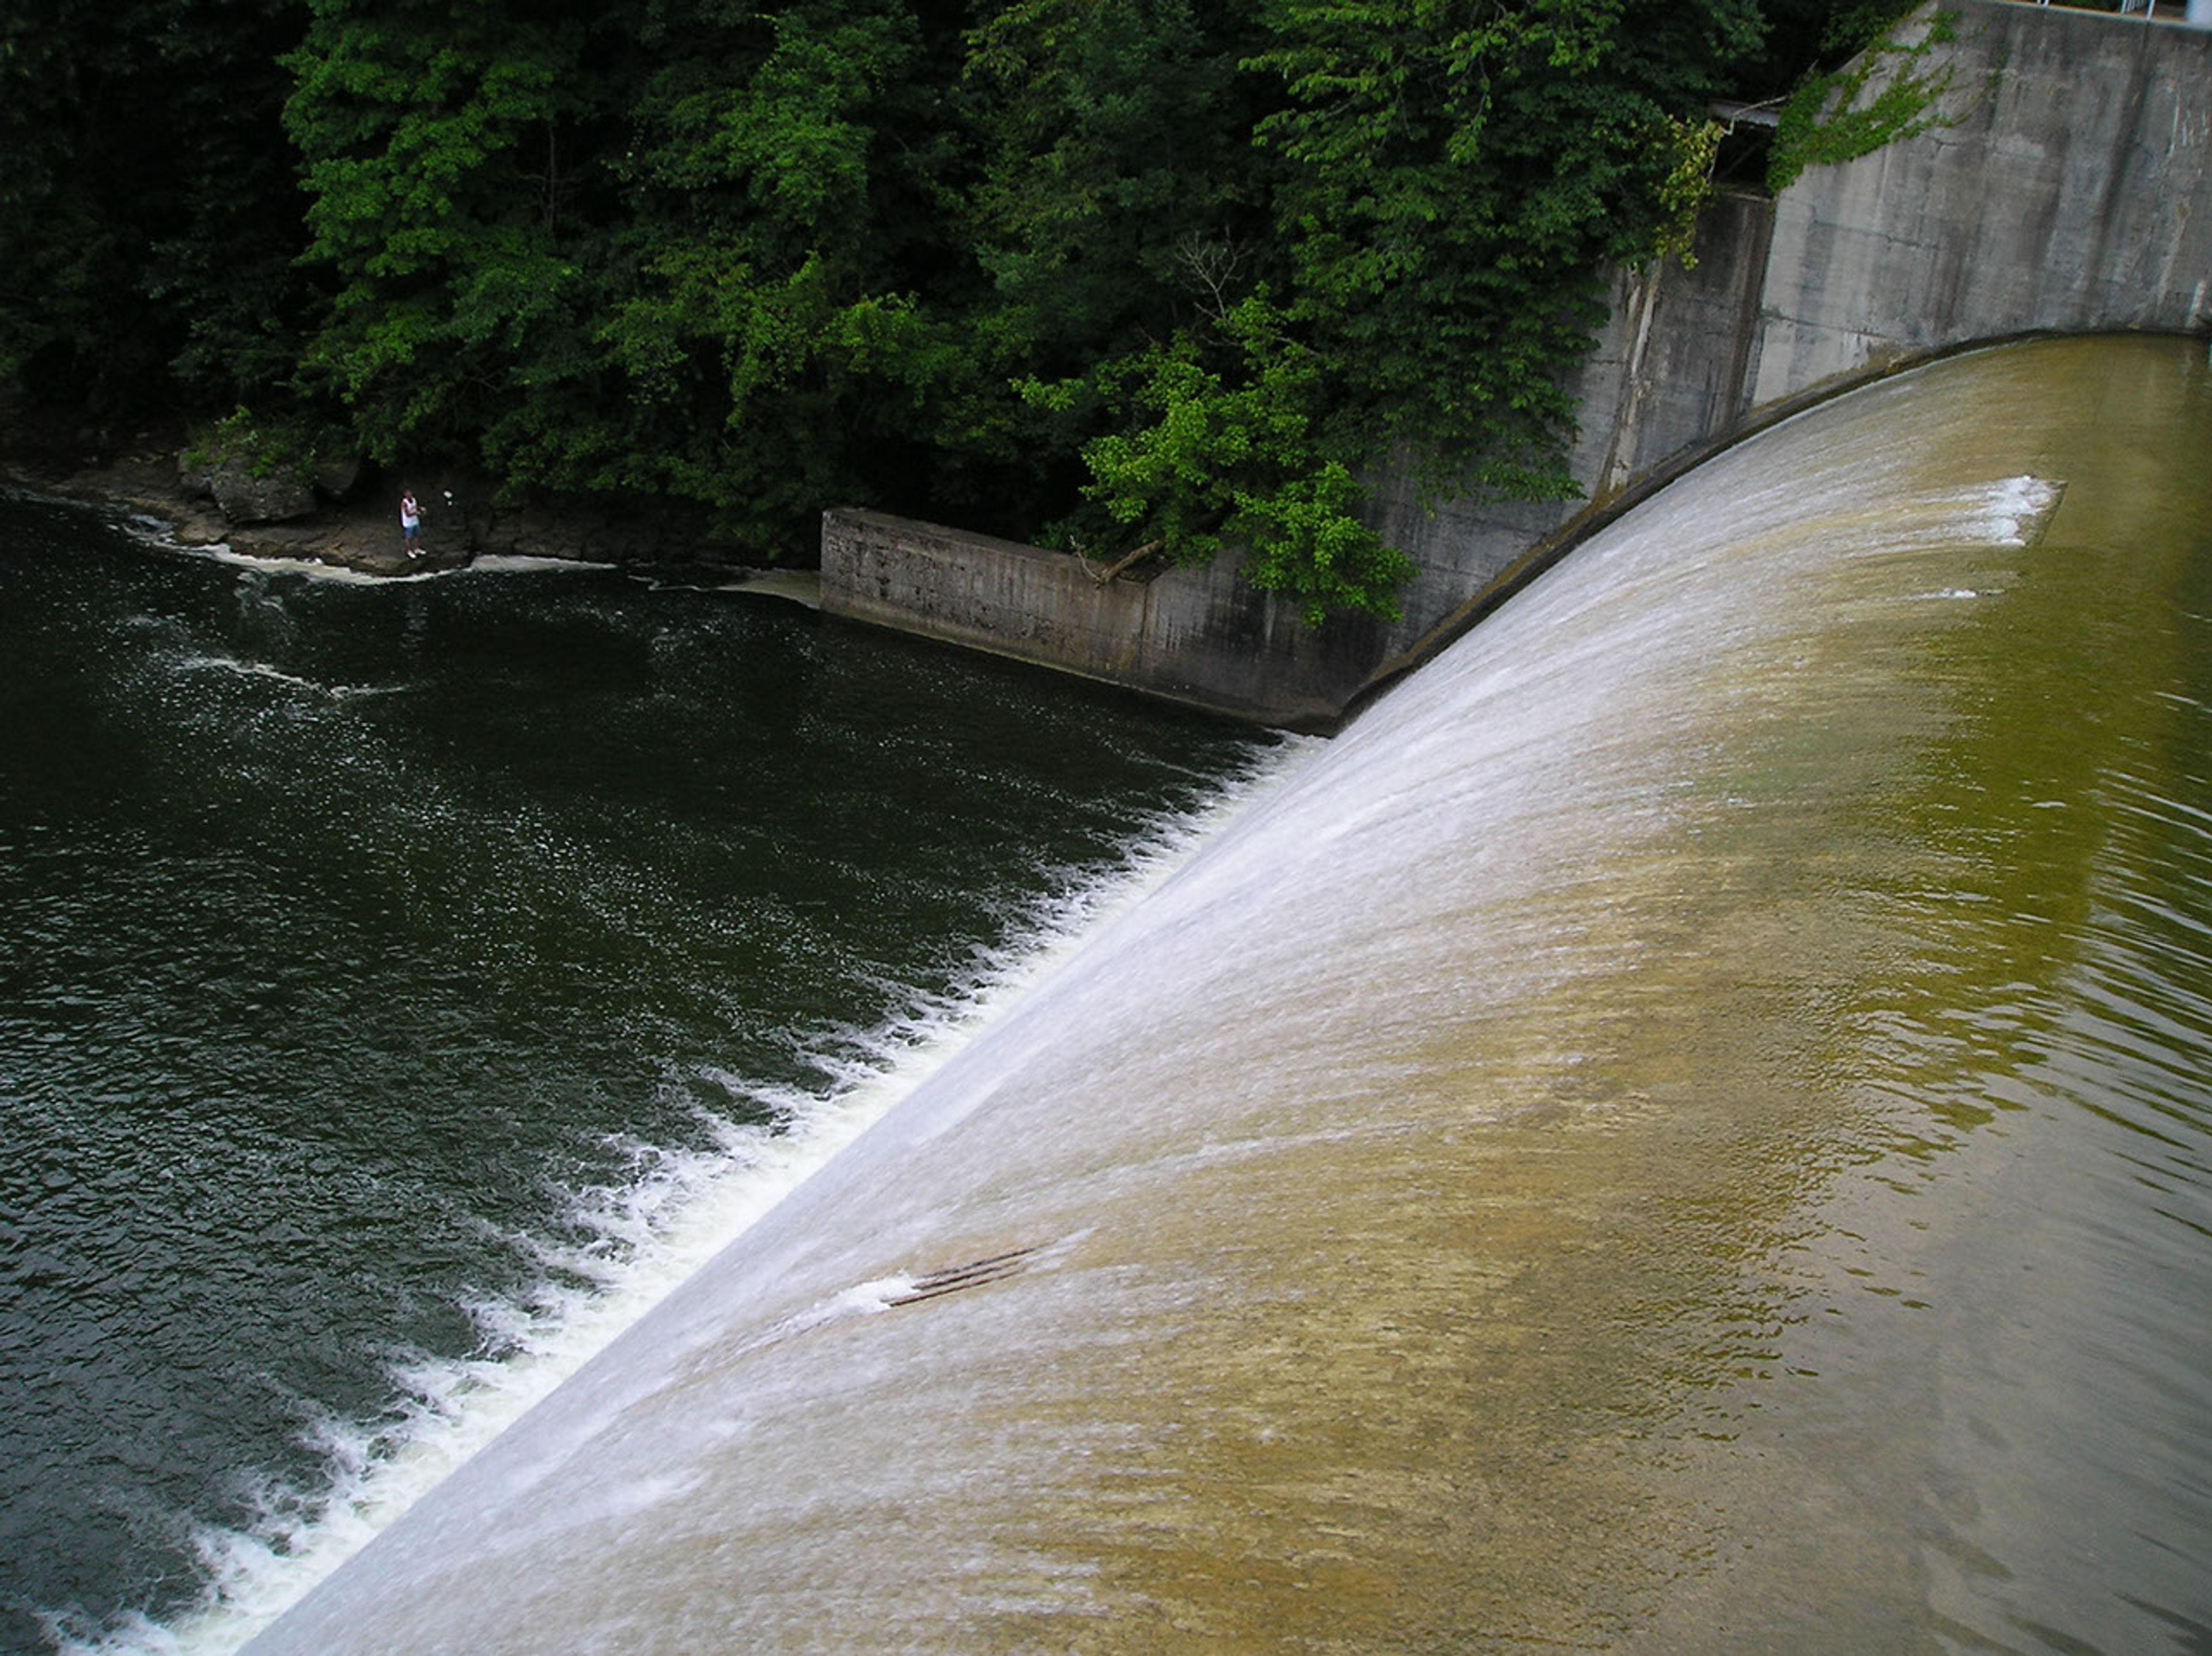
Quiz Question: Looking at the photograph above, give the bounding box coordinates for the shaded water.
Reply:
[0,523,1284,1653]
[241,337,2212,1655]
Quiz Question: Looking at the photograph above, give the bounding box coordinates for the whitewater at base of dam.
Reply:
[243,337,2212,1655]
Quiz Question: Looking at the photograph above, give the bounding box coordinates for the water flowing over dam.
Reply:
[242,336,2212,1655]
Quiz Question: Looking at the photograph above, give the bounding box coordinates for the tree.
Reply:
[1250,0,1767,496]
[590,0,966,544]
[0,0,313,430]
[1015,0,1768,621]
[282,0,616,468]
[7,0,1910,615]
[283,0,981,551]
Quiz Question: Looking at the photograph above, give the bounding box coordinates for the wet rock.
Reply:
[209,459,316,525]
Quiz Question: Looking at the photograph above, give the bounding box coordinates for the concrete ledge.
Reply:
[820,508,1387,731]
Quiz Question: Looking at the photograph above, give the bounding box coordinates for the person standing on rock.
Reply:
[400,489,422,558]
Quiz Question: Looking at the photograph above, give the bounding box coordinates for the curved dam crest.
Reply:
[243,335,2212,1653]
[824,0,2212,727]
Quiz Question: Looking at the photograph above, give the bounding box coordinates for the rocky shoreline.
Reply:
[3,434,463,577]
[3,428,777,585]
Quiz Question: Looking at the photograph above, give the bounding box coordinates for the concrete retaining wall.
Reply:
[820,509,1385,729]
[1751,2,2212,401]
[822,0,2212,727]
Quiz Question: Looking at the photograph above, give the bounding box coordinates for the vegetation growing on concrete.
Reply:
[1768,5,1962,191]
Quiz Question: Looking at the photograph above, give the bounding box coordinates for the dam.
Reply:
[235,335,2212,1653]
[821,0,2212,727]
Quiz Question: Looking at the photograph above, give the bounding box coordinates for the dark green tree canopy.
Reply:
[0,0,313,420]
[0,0,1914,616]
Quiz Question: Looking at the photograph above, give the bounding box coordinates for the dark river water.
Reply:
[0,506,1283,1654]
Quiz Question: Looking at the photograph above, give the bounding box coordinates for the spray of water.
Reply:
[47,732,1312,1656]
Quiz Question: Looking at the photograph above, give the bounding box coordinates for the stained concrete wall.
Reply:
[821,0,2212,727]
[1750,1,2212,403]
[820,509,1386,730]
[1358,187,1783,687]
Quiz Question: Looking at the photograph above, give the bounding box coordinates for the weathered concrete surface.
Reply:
[823,0,2212,727]
[1361,187,1781,682]
[821,508,1385,731]
[1749,1,2212,405]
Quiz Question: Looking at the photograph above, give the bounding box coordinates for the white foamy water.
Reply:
[55,736,1315,1656]
[458,554,619,577]
[226,336,2212,1656]
[187,547,619,584]
[173,655,403,701]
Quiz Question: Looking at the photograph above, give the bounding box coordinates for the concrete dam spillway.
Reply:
[238,337,2212,1653]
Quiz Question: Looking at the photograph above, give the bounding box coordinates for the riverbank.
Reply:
[2,432,464,577]
[0,425,789,584]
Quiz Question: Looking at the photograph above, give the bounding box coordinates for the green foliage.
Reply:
[587,2,962,541]
[4,0,1919,618]
[277,0,980,549]
[184,406,321,483]
[281,2,603,460]
[1024,292,1410,623]
[1010,0,1773,621]
[1247,0,1764,496]
[1650,116,1728,267]
[948,0,1287,536]
[961,1,1268,360]
[1768,5,1956,191]
[0,0,313,422]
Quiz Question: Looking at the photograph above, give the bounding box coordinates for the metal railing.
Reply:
[2033,0,2191,19]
